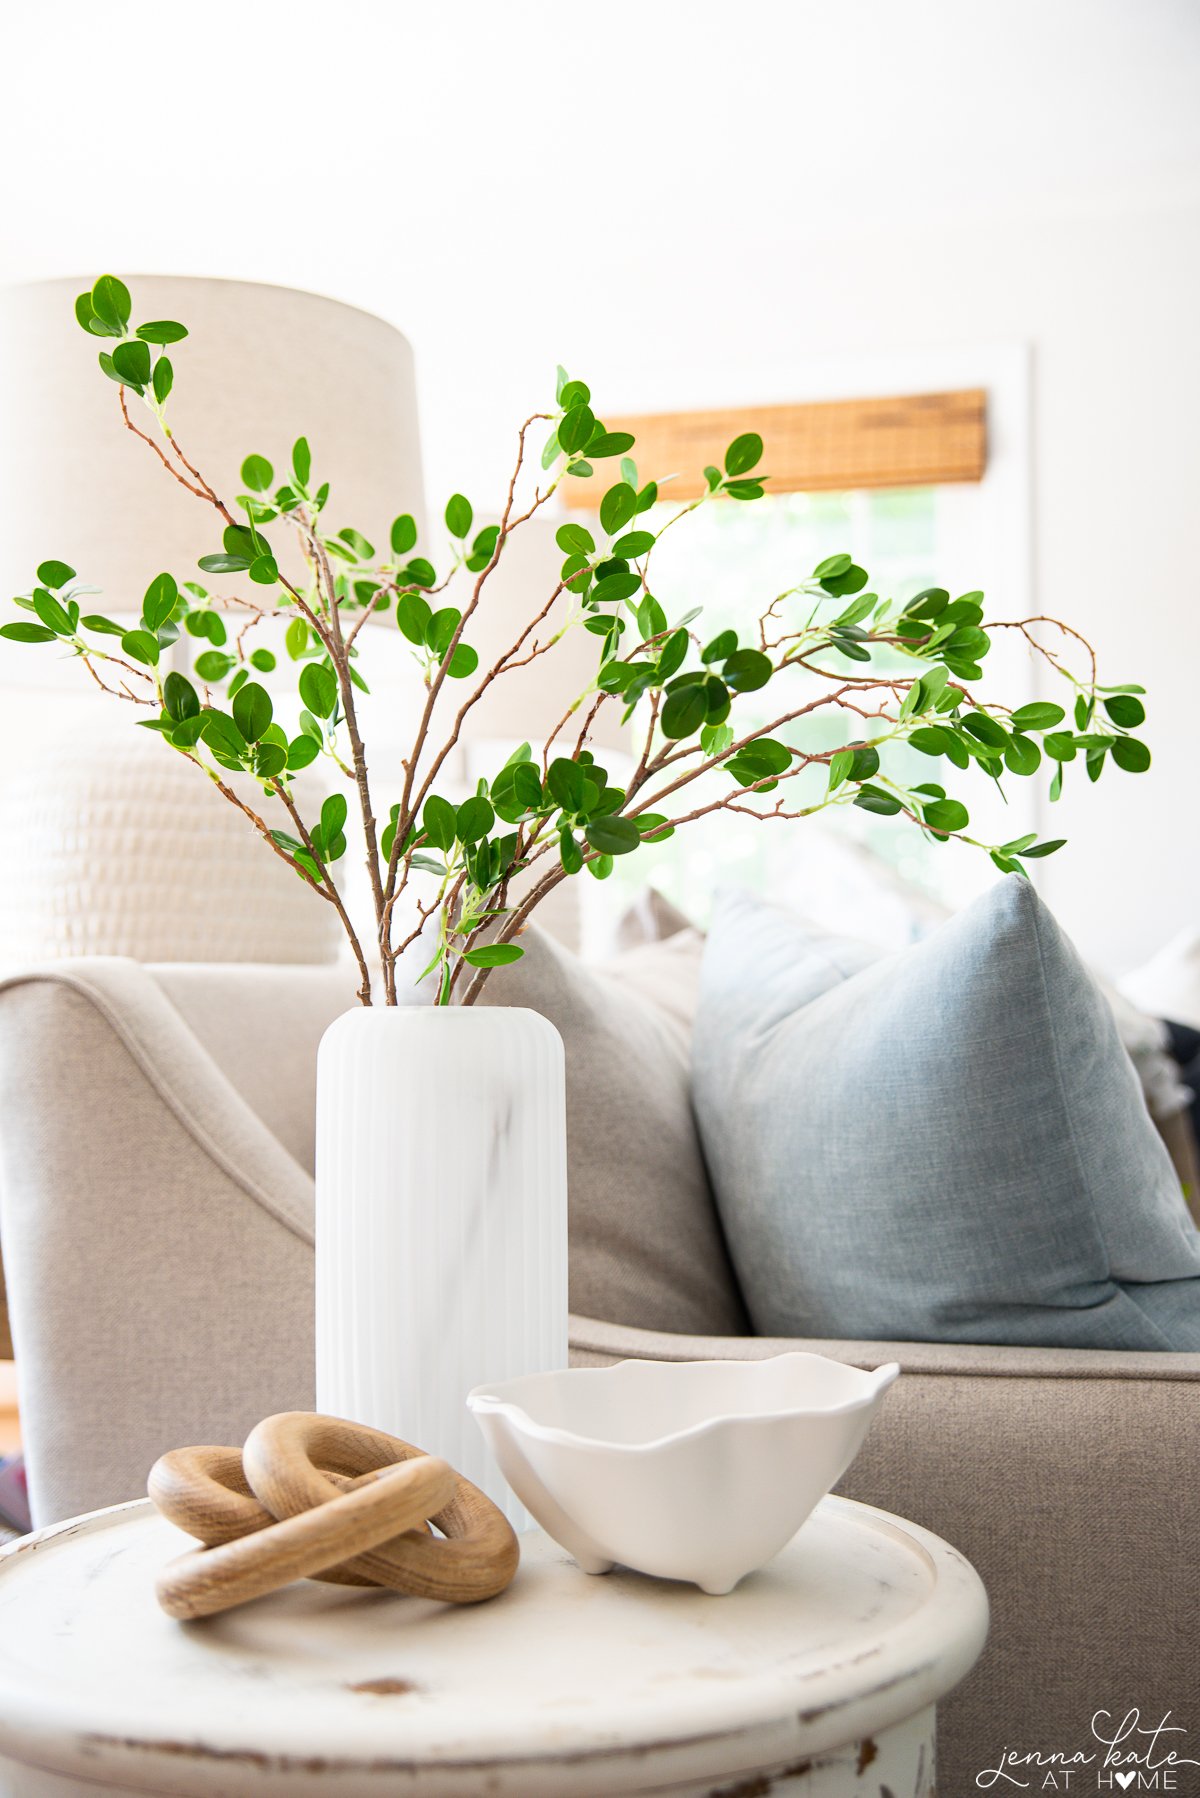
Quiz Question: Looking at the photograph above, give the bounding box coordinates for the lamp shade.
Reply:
[440,513,632,756]
[0,718,340,965]
[0,275,426,609]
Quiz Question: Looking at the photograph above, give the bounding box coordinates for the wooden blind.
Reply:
[561,389,987,507]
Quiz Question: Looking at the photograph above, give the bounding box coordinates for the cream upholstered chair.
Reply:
[0,955,1198,1797]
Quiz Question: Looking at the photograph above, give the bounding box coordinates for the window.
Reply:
[559,376,1034,950]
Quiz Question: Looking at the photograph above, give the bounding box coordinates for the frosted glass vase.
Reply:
[315,1006,568,1524]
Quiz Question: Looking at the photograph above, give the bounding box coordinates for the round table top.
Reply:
[0,1494,988,1797]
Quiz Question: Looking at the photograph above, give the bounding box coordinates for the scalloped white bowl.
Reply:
[468,1352,899,1594]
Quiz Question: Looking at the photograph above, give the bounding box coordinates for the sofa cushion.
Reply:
[693,879,1200,1350]
[479,925,748,1336]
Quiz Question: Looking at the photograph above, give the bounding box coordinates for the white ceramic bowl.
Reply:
[468,1353,899,1594]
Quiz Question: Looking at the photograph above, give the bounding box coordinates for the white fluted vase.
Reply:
[315,1007,567,1525]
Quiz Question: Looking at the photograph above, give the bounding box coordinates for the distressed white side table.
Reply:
[0,1494,987,1798]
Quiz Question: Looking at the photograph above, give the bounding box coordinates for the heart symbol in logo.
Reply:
[1115,1774,1136,1790]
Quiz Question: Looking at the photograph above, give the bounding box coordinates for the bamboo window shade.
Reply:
[561,390,987,507]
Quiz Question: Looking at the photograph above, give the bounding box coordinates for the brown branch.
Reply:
[989,616,1098,688]
[269,780,373,1006]
[381,415,554,939]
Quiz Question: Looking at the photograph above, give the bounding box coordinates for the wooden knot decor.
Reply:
[148,1411,519,1621]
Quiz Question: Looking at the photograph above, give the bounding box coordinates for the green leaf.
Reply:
[287,734,319,771]
[702,629,737,664]
[924,798,970,833]
[194,649,234,681]
[403,556,436,590]
[466,524,501,572]
[241,455,273,493]
[321,793,348,848]
[558,404,595,456]
[232,681,272,742]
[169,714,207,748]
[463,944,524,969]
[613,530,654,558]
[248,554,279,586]
[397,591,432,645]
[1043,733,1077,762]
[961,711,1007,749]
[81,614,125,636]
[1021,839,1067,859]
[591,572,641,606]
[813,553,851,580]
[385,513,416,558]
[1003,733,1042,776]
[586,431,636,460]
[456,795,495,843]
[96,351,132,389]
[36,559,77,589]
[1111,736,1151,773]
[821,562,870,598]
[722,649,772,692]
[91,274,131,334]
[75,291,110,335]
[442,493,472,540]
[142,572,178,631]
[163,671,200,722]
[548,757,587,814]
[197,553,250,574]
[1010,701,1066,732]
[585,815,640,855]
[0,621,56,643]
[151,356,173,405]
[541,427,561,470]
[701,722,735,757]
[656,628,689,680]
[853,784,902,816]
[445,642,479,679]
[200,711,247,763]
[111,339,151,386]
[599,482,638,537]
[31,589,73,634]
[849,744,880,781]
[248,647,276,673]
[422,794,457,851]
[298,662,338,718]
[909,726,953,757]
[334,527,374,562]
[121,629,160,666]
[827,748,854,792]
[1103,694,1146,729]
[136,320,188,345]
[559,829,584,875]
[734,737,791,776]
[661,684,708,740]
[556,522,594,557]
[725,432,763,476]
[228,667,249,699]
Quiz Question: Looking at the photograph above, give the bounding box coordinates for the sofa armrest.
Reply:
[0,966,318,1526]
[569,1314,1200,1792]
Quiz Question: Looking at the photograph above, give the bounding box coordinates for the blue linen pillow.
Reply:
[692,879,1200,1350]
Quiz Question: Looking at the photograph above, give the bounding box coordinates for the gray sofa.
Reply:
[0,956,1195,1794]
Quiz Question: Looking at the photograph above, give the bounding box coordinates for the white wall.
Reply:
[1,0,1197,971]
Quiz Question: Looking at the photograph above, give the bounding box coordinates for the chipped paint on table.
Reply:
[0,1495,987,1796]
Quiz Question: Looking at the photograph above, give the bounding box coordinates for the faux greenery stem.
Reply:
[2,275,1152,1009]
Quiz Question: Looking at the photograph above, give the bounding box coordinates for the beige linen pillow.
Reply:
[479,924,748,1336]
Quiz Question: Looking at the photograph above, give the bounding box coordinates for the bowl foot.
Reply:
[575,1554,615,1576]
